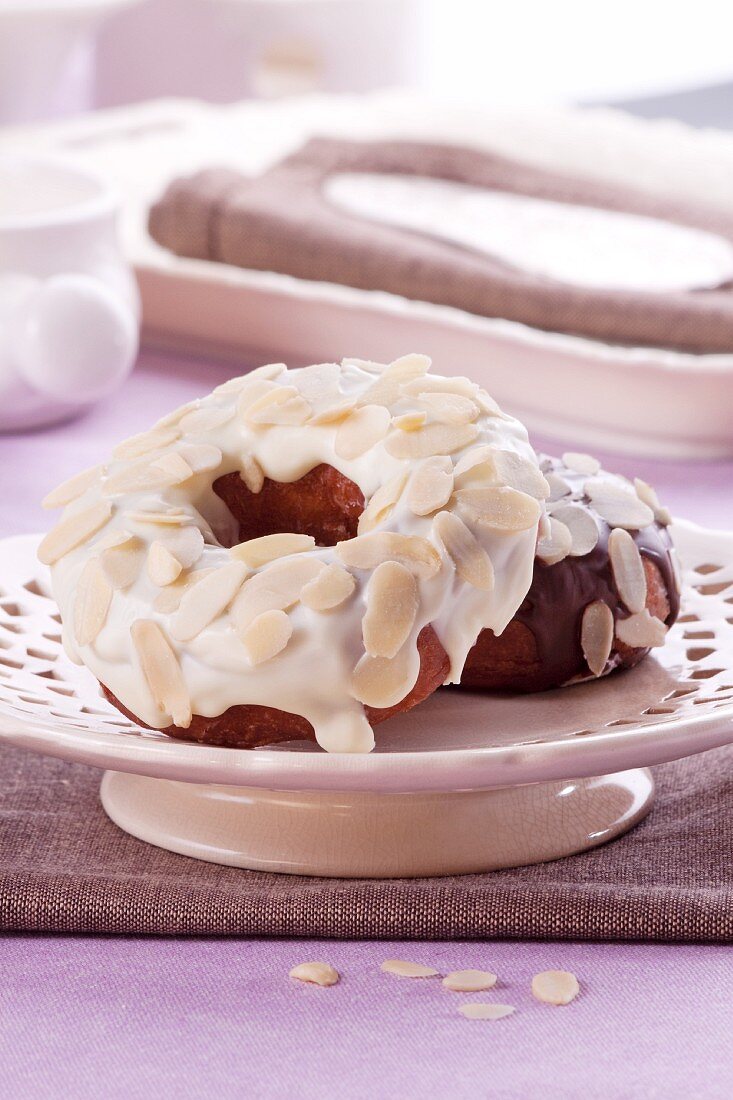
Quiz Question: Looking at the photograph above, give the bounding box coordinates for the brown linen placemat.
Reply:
[1,743,731,940]
[148,137,733,354]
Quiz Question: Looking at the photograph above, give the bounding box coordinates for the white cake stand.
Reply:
[0,523,732,877]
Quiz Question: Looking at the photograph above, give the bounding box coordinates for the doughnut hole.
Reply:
[213,464,365,545]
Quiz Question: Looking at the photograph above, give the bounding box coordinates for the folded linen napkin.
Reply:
[1,743,731,940]
[148,137,733,354]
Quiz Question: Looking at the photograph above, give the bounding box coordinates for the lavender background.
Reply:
[1,349,732,1098]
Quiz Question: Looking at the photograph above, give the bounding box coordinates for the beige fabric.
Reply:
[1,744,731,940]
[148,138,733,354]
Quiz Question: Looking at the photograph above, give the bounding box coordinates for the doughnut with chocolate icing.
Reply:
[460,453,680,693]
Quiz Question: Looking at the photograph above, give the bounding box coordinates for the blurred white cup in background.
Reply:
[0,155,140,432]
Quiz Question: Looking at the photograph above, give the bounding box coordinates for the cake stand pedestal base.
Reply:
[100,767,654,877]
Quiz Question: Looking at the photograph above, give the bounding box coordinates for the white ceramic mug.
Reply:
[0,155,140,432]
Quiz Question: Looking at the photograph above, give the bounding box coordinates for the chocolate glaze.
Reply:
[463,455,680,691]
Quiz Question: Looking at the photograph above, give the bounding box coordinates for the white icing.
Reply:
[46,356,545,753]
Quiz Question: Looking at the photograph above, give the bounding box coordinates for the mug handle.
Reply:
[13,274,139,403]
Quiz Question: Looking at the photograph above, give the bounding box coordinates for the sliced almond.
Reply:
[177,443,222,474]
[151,451,195,482]
[453,446,493,481]
[247,388,312,427]
[357,471,409,534]
[153,567,217,615]
[351,643,420,709]
[585,478,655,530]
[163,525,205,570]
[415,392,479,425]
[147,541,183,587]
[337,531,441,579]
[100,534,145,590]
[357,353,431,407]
[392,410,428,432]
[130,619,191,728]
[231,533,316,570]
[178,405,234,434]
[608,528,647,613]
[73,558,113,647]
[240,454,265,494]
[531,970,580,1006]
[549,503,599,556]
[300,563,355,611]
[580,600,614,677]
[536,516,573,565]
[291,362,340,402]
[309,398,357,425]
[335,404,391,459]
[103,456,188,497]
[456,486,541,534]
[112,427,180,461]
[239,608,292,665]
[42,465,102,509]
[289,962,340,987]
[362,561,418,659]
[454,447,548,499]
[341,356,384,373]
[385,421,479,460]
[475,389,507,417]
[402,375,477,399]
[442,970,498,993]
[634,477,672,526]
[615,609,668,648]
[459,1004,515,1021]
[380,960,439,979]
[562,451,601,476]
[124,509,191,527]
[388,352,432,376]
[38,501,112,565]
[241,384,298,420]
[545,472,573,502]
[236,377,280,418]
[171,561,248,641]
[232,556,324,629]
[434,511,494,591]
[407,456,454,517]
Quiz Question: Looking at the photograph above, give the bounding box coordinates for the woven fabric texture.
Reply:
[1,744,731,940]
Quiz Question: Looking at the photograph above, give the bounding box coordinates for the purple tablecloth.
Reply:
[2,350,733,1098]
[2,936,730,1098]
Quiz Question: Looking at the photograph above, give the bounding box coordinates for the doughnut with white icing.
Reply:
[39,355,546,753]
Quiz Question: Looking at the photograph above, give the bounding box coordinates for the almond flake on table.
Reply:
[458,1003,515,1020]
[531,970,580,1005]
[289,962,340,987]
[380,960,439,979]
[442,969,498,992]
